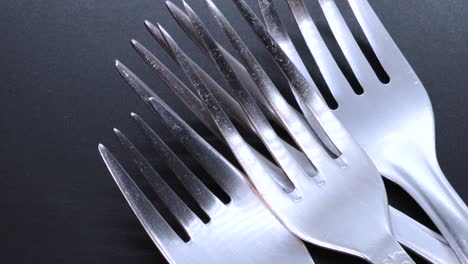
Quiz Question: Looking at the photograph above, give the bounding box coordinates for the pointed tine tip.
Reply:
[144,20,161,37]
[148,97,164,112]
[157,25,176,49]
[131,114,154,139]
[148,97,158,104]
[113,128,129,145]
[131,40,151,59]
[166,1,189,27]
[130,112,138,118]
[182,0,195,15]
[130,39,138,46]
[114,128,127,139]
[156,23,167,35]
[130,39,144,54]
[114,59,131,75]
[148,97,157,106]
[98,144,116,164]
[144,20,154,29]
[98,143,106,153]
[166,0,190,27]
[144,21,169,51]
[114,59,124,70]
[165,0,176,9]
[130,112,145,125]
[113,60,155,100]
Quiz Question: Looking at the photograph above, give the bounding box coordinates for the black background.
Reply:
[1,0,467,263]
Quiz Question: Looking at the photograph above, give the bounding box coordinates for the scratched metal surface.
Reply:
[0,0,467,263]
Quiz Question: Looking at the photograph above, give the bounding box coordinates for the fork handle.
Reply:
[389,206,460,263]
[389,157,468,263]
[367,236,416,264]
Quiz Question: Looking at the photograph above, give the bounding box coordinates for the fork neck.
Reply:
[365,235,415,264]
[382,146,468,263]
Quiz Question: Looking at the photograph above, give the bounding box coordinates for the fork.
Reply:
[116,52,458,263]
[98,110,314,263]
[116,3,460,262]
[252,0,468,261]
[149,1,420,262]
[138,1,461,263]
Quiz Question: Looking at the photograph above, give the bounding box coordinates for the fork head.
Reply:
[99,109,313,263]
[270,0,434,185]
[247,0,468,261]
[149,0,404,260]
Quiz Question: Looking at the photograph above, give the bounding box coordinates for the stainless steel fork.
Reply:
[115,54,459,263]
[151,1,417,262]
[254,0,468,261]
[98,111,314,263]
[139,1,459,263]
[112,3,460,262]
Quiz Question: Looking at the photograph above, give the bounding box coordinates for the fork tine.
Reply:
[132,33,317,183]
[113,128,204,233]
[156,24,294,201]
[317,0,382,88]
[164,1,278,122]
[130,112,224,216]
[183,1,315,184]
[205,0,341,166]
[115,58,219,136]
[283,0,356,101]
[144,18,258,132]
[147,95,294,200]
[145,4,316,179]
[347,0,415,78]
[221,0,352,152]
[115,59,157,106]
[142,20,173,57]
[258,0,312,83]
[165,1,209,55]
[131,37,257,136]
[116,54,294,193]
[98,144,183,249]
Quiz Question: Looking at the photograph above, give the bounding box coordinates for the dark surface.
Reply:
[1,0,467,263]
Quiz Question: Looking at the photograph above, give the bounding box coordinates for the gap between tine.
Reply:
[146,96,295,202]
[230,0,339,148]
[132,32,258,137]
[258,0,318,88]
[156,24,295,203]
[98,144,183,248]
[130,113,224,217]
[164,1,279,123]
[142,14,318,177]
[113,128,204,233]
[347,0,412,78]
[183,1,314,187]
[258,0,340,110]
[283,0,356,102]
[154,1,320,178]
[117,54,295,193]
[225,0,351,157]
[205,0,337,171]
[115,59,155,106]
[317,0,382,88]
[125,41,221,136]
